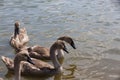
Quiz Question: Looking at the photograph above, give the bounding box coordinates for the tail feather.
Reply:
[1,56,14,71]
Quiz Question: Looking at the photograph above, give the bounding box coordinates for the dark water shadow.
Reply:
[111,0,120,11]
[0,0,4,7]
[116,75,120,80]
[116,78,120,80]
[116,71,120,80]
[4,71,14,79]
[54,73,62,80]
[102,48,120,54]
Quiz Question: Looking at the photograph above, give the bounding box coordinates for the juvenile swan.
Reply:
[14,50,34,80]
[1,40,69,76]
[28,36,75,59]
[1,50,34,80]
[10,21,29,51]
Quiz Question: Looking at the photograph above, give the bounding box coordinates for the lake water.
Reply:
[0,0,120,80]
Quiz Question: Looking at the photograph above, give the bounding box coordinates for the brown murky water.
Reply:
[0,0,120,80]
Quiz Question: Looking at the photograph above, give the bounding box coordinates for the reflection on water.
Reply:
[54,73,62,80]
[63,65,76,79]
[0,0,120,80]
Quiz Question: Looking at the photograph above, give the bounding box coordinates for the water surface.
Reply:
[0,0,120,80]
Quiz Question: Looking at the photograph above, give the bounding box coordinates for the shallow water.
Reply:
[0,0,120,80]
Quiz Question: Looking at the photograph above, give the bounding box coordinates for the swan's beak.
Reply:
[63,46,69,53]
[71,42,76,49]
[27,55,35,65]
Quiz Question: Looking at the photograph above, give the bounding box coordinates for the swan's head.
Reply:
[57,36,76,49]
[15,50,34,65]
[15,21,20,28]
[52,40,69,54]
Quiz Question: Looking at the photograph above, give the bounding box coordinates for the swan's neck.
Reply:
[56,49,64,59]
[50,47,62,70]
[14,26,19,38]
[14,59,22,80]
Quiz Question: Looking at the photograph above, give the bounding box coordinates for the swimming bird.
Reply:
[1,40,69,77]
[14,50,34,80]
[9,21,29,51]
[28,36,76,60]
